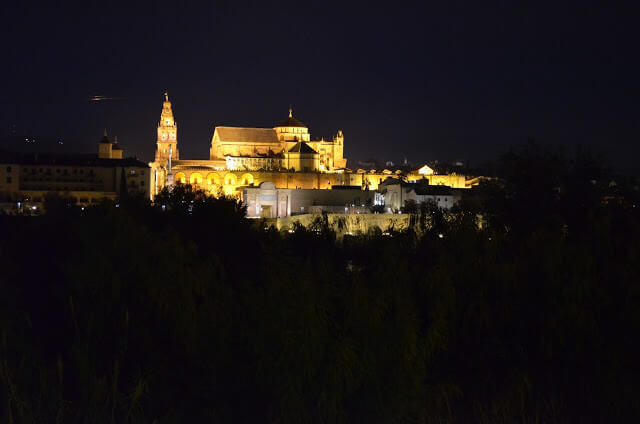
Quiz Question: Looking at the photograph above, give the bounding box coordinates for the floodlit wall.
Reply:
[264,213,413,237]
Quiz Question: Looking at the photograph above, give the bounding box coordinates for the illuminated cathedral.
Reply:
[149,93,476,199]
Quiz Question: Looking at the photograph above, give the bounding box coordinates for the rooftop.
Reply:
[288,142,317,154]
[215,127,280,143]
[0,150,148,168]
[276,107,307,128]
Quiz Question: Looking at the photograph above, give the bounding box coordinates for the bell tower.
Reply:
[155,92,179,162]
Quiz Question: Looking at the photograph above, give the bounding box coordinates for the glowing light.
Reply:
[418,164,434,175]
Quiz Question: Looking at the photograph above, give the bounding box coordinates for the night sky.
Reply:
[1,2,638,170]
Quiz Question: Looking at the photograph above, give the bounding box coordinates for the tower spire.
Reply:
[155,92,179,163]
[289,105,292,118]
[104,128,108,137]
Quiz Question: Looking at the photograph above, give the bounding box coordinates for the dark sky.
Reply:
[1,1,638,170]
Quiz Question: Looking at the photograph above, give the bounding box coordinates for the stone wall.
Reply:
[260,213,414,237]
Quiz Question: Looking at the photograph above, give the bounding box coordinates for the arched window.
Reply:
[240,173,254,185]
[190,173,203,185]
[224,173,237,185]
[206,172,220,186]
[174,172,186,184]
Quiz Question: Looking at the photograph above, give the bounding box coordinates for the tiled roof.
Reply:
[215,127,280,143]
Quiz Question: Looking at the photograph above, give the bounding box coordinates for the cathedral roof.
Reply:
[215,127,280,143]
[288,142,317,154]
[277,116,307,128]
[276,107,307,128]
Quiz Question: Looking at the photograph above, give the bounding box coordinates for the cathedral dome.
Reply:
[276,107,307,128]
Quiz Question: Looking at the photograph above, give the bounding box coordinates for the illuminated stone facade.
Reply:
[155,92,179,163]
[148,93,480,202]
[243,182,376,218]
[208,107,345,172]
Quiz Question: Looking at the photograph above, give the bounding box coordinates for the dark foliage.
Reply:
[1,146,640,422]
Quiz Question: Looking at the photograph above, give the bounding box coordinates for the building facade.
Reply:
[378,179,462,212]
[0,133,150,213]
[148,93,480,202]
[243,182,376,218]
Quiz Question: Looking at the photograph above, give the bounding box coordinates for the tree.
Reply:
[401,199,418,214]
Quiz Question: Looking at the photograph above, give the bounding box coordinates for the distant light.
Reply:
[438,233,444,239]
[31,206,37,210]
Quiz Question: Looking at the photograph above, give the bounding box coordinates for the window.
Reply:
[140,181,144,187]
[6,166,11,172]
[129,169,135,175]
[6,177,11,183]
